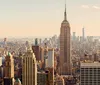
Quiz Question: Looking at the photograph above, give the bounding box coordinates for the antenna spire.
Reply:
[64,0,67,20]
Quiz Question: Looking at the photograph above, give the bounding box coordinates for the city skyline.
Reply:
[0,0,100,38]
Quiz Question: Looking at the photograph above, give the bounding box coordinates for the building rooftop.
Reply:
[81,62,100,67]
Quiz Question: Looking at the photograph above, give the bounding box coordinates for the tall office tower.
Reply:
[82,27,85,41]
[39,39,42,45]
[47,49,54,85]
[3,38,7,47]
[59,2,71,75]
[44,43,48,69]
[47,48,54,68]
[3,38,8,52]
[37,71,49,85]
[4,52,14,85]
[22,43,37,85]
[80,62,100,85]
[72,32,76,41]
[32,38,42,61]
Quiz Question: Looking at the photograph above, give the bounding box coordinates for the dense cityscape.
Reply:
[0,1,100,85]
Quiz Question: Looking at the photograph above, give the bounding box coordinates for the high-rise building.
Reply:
[22,43,37,85]
[72,32,76,41]
[3,38,8,52]
[82,27,85,41]
[80,62,100,85]
[4,52,14,85]
[37,70,54,85]
[47,48,54,68]
[32,38,42,61]
[37,72,48,85]
[59,2,71,75]
[44,43,48,69]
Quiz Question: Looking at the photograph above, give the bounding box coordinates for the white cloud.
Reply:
[92,6,100,9]
[81,5,89,8]
[81,5,100,10]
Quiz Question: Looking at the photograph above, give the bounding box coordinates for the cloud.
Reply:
[81,5,100,10]
[81,5,89,8]
[92,6,100,9]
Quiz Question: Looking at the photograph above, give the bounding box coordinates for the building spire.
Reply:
[64,0,67,20]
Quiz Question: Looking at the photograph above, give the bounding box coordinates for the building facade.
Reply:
[4,52,14,85]
[44,43,48,69]
[22,46,37,85]
[47,49,54,68]
[37,72,48,85]
[32,38,44,61]
[80,62,100,85]
[59,4,71,75]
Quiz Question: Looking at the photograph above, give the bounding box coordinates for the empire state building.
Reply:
[59,4,71,75]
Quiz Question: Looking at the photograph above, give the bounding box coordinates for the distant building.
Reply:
[32,38,43,61]
[80,62,100,85]
[44,43,48,69]
[72,32,76,41]
[2,56,5,65]
[47,48,54,68]
[40,47,44,62]
[32,45,41,61]
[56,76,65,85]
[41,47,54,85]
[22,44,37,85]
[82,27,85,41]
[37,72,48,85]
[4,52,14,85]
[46,48,55,85]
[37,69,54,85]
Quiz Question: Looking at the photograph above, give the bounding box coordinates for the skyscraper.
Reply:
[22,42,37,85]
[47,49,54,85]
[47,48,54,68]
[82,27,85,41]
[44,43,48,69]
[4,52,14,85]
[59,2,71,75]
[72,32,76,41]
[32,38,42,61]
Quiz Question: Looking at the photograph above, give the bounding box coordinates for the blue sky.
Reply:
[0,0,100,38]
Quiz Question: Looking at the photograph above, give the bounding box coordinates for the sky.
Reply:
[0,0,100,38]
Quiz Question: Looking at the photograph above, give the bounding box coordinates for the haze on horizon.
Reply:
[0,0,100,38]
